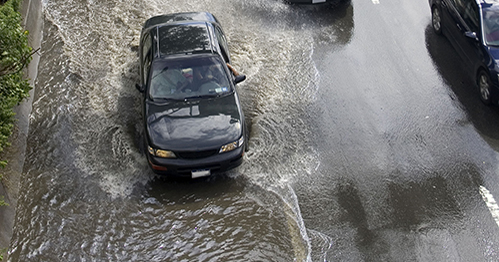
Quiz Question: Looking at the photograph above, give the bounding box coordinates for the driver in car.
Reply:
[196,63,239,94]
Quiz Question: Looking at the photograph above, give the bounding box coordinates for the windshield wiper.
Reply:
[152,66,169,80]
[151,97,184,102]
[183,94,219,100]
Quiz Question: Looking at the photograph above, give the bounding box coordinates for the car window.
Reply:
[215,26,230,63]
[142,33,152,85]
[483,9,499,45]
[453,0,480,32]
[454,0,467,15]
[157,24,211,56]
[462,1,479,30]
[148,56,232,100]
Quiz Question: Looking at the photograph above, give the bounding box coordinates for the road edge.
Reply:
[0,0,42,256]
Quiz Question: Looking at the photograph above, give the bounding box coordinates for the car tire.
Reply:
[432,6,443,35]
[478,70,492,105]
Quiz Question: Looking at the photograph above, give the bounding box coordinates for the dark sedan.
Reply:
[136,12,247,178]
[430,0,499,105]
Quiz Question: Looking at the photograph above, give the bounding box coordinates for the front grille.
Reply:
[176,149,218,159]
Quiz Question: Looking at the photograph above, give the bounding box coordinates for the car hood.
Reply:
[146,93,243,151]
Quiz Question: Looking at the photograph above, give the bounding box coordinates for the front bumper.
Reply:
[147,146,244,177]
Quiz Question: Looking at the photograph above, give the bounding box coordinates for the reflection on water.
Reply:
[9,0,353,260]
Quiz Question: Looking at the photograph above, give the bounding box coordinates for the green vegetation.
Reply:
[0,0,33,201]
[0,0,30,258]
[0,193,6,206]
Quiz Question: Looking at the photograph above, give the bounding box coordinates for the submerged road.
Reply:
[6,0,499,261]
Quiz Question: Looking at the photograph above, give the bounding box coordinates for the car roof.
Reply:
[142,12,222,58]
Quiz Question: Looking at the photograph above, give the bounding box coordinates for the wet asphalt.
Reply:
[294,0,499,260]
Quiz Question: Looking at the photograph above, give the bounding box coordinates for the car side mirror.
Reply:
[234,74,246,84]
[136,83,145,93]
[465,31,479,42]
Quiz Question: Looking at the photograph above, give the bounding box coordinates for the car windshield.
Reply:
[483,8,499,46]
[148,56,232,100]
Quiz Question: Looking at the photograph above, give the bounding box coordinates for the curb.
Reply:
[0,0,42,255]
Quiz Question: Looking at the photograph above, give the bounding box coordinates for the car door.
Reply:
[439,0,467,55]
[454,0,483,67]
[443,0,483,69]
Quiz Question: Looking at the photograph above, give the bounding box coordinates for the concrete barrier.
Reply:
[0,0,43,256]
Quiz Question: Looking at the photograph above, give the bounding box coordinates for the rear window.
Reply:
[158,24,211,56]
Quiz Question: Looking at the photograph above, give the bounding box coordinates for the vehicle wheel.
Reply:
[432,6,442,35]
[478,70,492,105]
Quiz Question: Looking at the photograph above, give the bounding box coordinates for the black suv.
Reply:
[430,0,499,105]
[136,12,247,178]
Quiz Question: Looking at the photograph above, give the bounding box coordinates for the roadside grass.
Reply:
[0,0,33,186]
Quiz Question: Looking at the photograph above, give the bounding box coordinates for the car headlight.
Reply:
[219,136,244,153]
[148,146,176,158]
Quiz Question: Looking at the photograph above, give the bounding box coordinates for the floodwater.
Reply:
[9,0,351,261]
